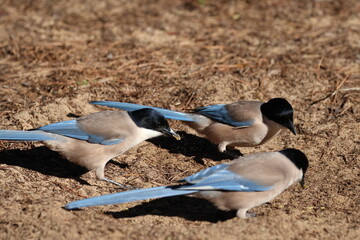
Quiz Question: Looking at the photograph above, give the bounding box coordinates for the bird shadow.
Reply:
[0,146,92,185]
[105,195,237,223]
[147,131,242,164]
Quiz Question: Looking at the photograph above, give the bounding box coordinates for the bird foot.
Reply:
[237,209,257,219]
[218,143,242,159]
[223,150,241,159]
[246,212,257,218]
[100,177,136,190]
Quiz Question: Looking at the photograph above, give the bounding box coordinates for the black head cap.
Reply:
[261,98,296,135]
[279,148,309,186]
[128,108,180,139]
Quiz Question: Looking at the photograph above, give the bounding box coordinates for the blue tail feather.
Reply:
[65,186,197,210]
[90,101,195,122]
[0,130,56,142]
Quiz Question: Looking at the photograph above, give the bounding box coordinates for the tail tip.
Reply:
[63,204,79,211]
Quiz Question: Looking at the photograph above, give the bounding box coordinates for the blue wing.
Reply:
[38,120,123,145]
[91,101,195,122]
[182,163,229,184]
[182,164,272,192]
[192,104,253,127]
[179,170,272,191]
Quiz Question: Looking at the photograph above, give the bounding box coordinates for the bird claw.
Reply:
[246,212,257,218]
[223,150,240,159]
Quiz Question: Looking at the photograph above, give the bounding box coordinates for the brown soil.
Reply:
[0,0,359,239]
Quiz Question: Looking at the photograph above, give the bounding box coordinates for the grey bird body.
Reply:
[196,151,304,218]
[187,101,285,151]
[43,112,159,180]
[65,149,308,218]
[0,109,180,187]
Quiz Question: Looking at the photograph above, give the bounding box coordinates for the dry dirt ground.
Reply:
[0,0,359,239]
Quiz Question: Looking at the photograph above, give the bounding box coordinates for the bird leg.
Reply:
[236,209,247,218]
[218,142,228,152]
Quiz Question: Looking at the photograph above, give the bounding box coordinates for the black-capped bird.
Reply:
[0,109,180,188]
[65,149,308,219]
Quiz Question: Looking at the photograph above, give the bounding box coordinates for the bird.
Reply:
[0,108,181,188]
[65,148,308,219]
[90,98,296,155]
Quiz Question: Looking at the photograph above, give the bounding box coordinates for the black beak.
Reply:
[162,128,181,140]
[287,120,296,135]
[300,177,305,188]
